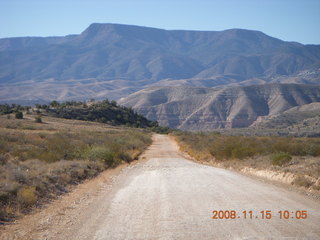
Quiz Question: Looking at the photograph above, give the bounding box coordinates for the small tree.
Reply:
[50,100,59,108]
[110,100,117,107]
[15,111,23,119]
[35,115,42,123]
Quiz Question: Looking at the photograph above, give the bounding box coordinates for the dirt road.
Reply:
[1,134,319,240]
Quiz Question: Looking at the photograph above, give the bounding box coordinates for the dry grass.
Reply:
[17,186,37,207]
[0,114,152,221]
[293,175,313,188]
[174,132,320,161]
[173,131,320,191]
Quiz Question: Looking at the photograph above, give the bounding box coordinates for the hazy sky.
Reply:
[0,0,319,44]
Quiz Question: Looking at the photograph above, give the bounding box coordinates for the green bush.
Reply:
[231,146,256,159]
[271,152,292,166]
[86,146,116,166]
[15,111,23,119]
[35,115,42,123]
[209,136,258,160]
[117,152,132,162]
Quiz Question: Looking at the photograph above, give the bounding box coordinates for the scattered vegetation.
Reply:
[175,132,320,161]
[150,125,172,134]
[174,131,320,191]
[0,104,30,115]
[0,114,152,221]
[271,153,292,166]
[46,99,158,128]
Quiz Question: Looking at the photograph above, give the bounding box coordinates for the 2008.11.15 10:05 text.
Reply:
[212,210,308,220]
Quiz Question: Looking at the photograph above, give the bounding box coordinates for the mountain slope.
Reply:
[251,102,320,130]
[118,84,320,130]
[0,23,320,103]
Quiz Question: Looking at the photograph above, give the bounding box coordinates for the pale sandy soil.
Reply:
[1,134,319,240]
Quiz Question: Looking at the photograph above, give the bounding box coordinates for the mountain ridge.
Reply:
[0,23,320,103]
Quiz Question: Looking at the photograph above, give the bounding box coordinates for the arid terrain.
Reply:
[1,3,319,240]
[174,131,320,193]
[1,134,319,240]
[0,113,152,222]
[1,23,320,104]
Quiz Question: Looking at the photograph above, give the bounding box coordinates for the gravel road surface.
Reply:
[1,134,319,240]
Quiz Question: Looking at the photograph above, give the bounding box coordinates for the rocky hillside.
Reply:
[0,23,320,103]
[251,102,320,130]
[118,84,320,130]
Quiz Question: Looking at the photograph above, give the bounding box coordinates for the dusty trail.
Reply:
[1,134,319,240]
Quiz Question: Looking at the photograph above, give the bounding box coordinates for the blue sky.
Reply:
[0,0,319,44]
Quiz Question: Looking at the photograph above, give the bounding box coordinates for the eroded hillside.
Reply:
[119,84,320,131]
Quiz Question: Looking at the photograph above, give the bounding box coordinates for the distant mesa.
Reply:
[0,23,319,104]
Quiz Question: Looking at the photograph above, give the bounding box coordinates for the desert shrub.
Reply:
[15,111,23,119]
[2,182,20,196]
[9,168,27,183]
[175,132,320,161]
[86,146,116,166]
[44,133,76,161]
[269,138,320,156]
[0,154,7,165]
[17,186,37,207]
[0,209,6,221]
[103,152,118,166]
[0,129,151,164]
[209,137,235,160]
[37,151,61,162]
[35,115,42,123]
[38,133,47,139]
[271,139,304,156]
[0,191,10,204]
[231,145,256,159]
[5,124,18,129]
[117,152,132,162]
[22,125,36,130]
[209,136,260,160]
[271,152,292,166]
